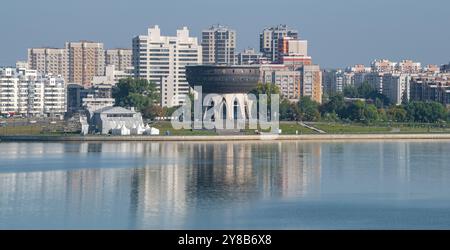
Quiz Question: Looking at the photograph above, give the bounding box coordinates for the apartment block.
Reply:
[0,68,66,117]
[260,64,322,103]
[66,41,105,87]
[382,74,412,105]
[410,75,450,106]
[260,64,301,101]
[202,25,236,65]
[260,25,299,63]
[301,65,322,104]
[105,49,133,71]
[132,25,201,107]
[27,48,68,82]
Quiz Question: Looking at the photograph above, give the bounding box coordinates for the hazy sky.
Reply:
[1,0,449,68]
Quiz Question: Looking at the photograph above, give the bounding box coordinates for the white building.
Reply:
[0,68,66,117]
[92,65,132,85]
[133,25,202,107]
[382,74,412,105]
[236,48,263,65]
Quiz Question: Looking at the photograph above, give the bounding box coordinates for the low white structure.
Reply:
[90,106,144,134]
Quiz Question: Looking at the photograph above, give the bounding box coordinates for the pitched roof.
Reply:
[94,106,136,114]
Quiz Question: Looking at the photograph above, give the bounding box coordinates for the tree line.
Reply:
[112,78,449,124]
[281,82,449,124]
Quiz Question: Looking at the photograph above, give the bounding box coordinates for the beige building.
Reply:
[260,64,301,101]
[301,65,322,104]
[105,49,132,71]
[260,64,322,103]
[202,25,236,65]
[27,48,68,82]
[397,60,422,74]
[66,41,105,87]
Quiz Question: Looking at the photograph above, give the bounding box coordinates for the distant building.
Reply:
[105,49,133,71]
[260,64,302,101]
[90,106,144,134]
[236,48,263,65]
[132,25,202,107]
[260,64,322,103]
[397,60,421,74]
[66,41,105,87]
[371,59,396,73]
[67,83,114,115]
[424,64,440,74]
[0,67,66,117]
[410,75,450,106]
[16,61,28,70]
[92,65,132,85]
[201,25,236,65]
[260,25,299,63]
[441,62,450,73]
[27,48,68,82]
[322,69,345,95]
[382,74,412,105]
[301,65,323,104]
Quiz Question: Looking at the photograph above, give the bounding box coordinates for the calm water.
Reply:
[1,140,450,229]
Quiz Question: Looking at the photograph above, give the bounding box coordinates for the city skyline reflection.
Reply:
[1,141,450,229]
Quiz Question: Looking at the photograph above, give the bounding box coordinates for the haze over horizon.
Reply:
[1,0,449,68]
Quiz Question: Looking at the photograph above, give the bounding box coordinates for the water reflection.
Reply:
[1,141,450,229]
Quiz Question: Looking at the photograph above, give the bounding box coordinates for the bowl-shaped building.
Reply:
[186,65,261,94]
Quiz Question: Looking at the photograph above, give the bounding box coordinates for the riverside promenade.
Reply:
[2,134,450,142]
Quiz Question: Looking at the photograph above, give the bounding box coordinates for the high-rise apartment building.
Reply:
[301,65,322,104]
[105,49,133,71]
[132,25,201,107]
[382,74,412,105]
[66,41,105,87]
[260,64,322,103]
[202,25,236,65]
[260,64,302,101]
[27,48,68,82]
[0,68,66,117]
[260,25,299,63]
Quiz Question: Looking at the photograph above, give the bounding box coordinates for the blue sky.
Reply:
[0,0,449,68]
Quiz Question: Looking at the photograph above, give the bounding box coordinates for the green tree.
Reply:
[405,101,447,123]
[320,93,345,118]
[297,96,320,121]
[113,78,160,117]
[387,106,407,122]
[280,98,298,121]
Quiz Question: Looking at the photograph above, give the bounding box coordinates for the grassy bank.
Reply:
[310,122,450,134]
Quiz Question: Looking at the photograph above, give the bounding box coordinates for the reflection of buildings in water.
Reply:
[0,143,65,160]
[128,142,188,228]
[184,143,257,205]
[270,142,322,199]
[0,169,135,227]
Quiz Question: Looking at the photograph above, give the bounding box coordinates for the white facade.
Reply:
[382,74,412,105]
[0,68,66,117]
[133,25,202,107]
[92,65,132,85]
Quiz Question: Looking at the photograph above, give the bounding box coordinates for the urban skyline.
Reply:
[1,0,449,68]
